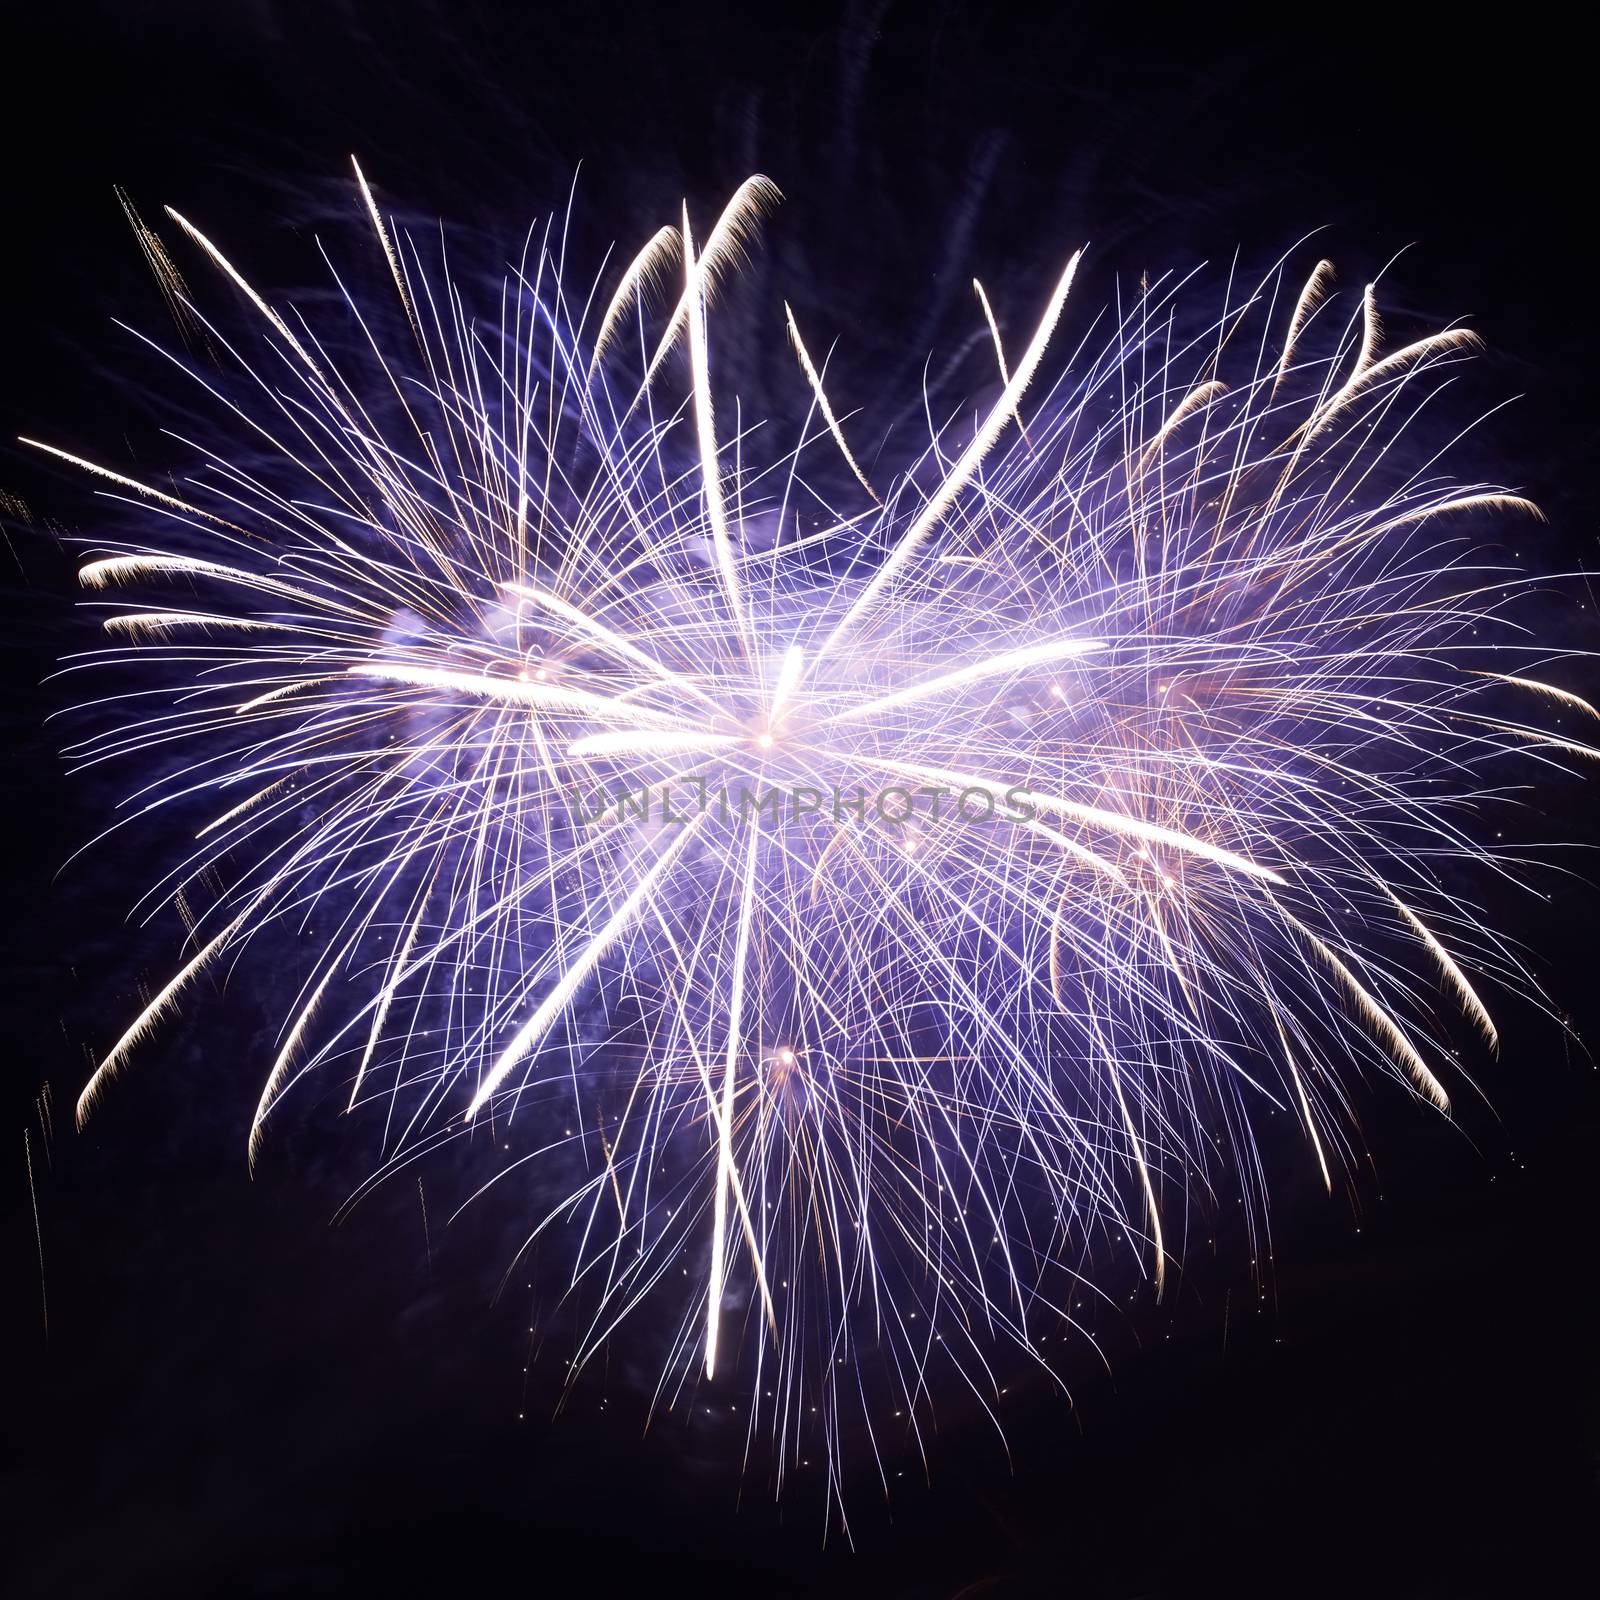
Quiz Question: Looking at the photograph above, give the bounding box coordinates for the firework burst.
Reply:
[33,166,1591,1521]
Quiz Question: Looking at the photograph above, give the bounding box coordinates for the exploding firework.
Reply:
[32,166,1590,1518]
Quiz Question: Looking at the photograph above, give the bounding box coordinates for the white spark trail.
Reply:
[816,248,1081,665]
[465,814,707,1120]
[783,302,879,501]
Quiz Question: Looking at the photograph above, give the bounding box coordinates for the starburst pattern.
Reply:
[34,168,1590,1517]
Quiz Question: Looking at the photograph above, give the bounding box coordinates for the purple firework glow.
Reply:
[31,168,1590,1521]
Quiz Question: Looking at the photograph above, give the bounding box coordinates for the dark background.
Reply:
[2,3,1596,1595]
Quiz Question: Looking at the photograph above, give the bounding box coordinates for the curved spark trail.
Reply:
[36,167,1590,1522]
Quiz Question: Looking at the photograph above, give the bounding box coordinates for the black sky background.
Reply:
[2,3,1597,1595]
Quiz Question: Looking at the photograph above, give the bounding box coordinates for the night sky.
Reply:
[3,4,1597,1595]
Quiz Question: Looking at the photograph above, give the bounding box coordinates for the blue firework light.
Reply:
[38,166,1589,1494]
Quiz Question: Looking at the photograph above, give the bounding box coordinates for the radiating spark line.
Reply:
[77,901,258,1126]
[1133,380,1228,476]
[117,185,210,354]
[249,939,354,1169]
[1094,1006,1166,1300]
[1278,909,1450,1111]
[80,553,370,620]
[233,680,331,715]
[822,637,1106,726]
[818,249,1081,663]
[707,823,760,1378]
[1273,258,1334,390]
[567,729,737,761]
[631,176,781,401]
[589,225,680,378]
[769,644,805,725]
[1272,1003,1333,1194]
[1472,671,1600,721]
[164,208,327,380]
[349,867,438,1111]
[649,903,778,1339]
[682,205,748,654]
[1355,282,1382,376]
[972,278,1030,444]
[102,610,305,638]
[1381,885,1499,1049]
[351,155,420,345]
[19,437,246,531]
[195,775,291,837]
[346,662,693,728]
[25,1129,47,1337]
[856,757,1286,883]
[783,302,879,502]
[1308,327,1483,438]
[502,582,725,713]
[465,813,707,1119]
